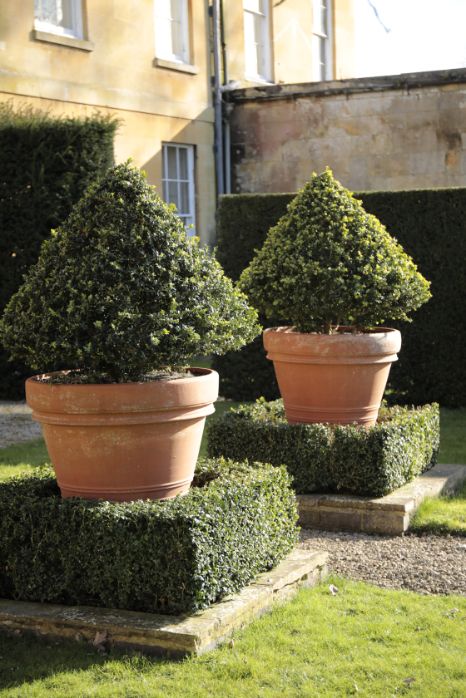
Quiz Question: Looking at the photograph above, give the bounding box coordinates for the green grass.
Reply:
[411,479,466,537]
[0,439,49,481]
[0,578,465,697]
[438,408,466,465]
[409,408,466,536]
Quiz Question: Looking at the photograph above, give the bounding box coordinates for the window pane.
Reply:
[244,3,270,80]
[168,181,179,207]
[35,0,58,24]
[179,182,189,213]
[244,0,262,13]
[178,148,188,179]
[170,0,182,22]
[155,0,188,62]
[61,0,74,29]
[244,12,258,76]
[254,14,265,75]
[155,16,173,58]
[162,144,195,235]
[166,146,177,179]
[312,36,325,80]
[37,0,71,29]
[171,18,184,58]
[157,0,172,20]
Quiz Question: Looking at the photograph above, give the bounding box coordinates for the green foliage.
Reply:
[0,104,118,398]
[207,400,440,497]
[239,169,431,333]
[0,162,260,382]
[360,189,466,407]
[0,458,298,614]
[214,187,466,406]
[213,194,290,400]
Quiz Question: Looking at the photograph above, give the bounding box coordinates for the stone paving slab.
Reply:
[0,548,328,657]
[297,463,466,535]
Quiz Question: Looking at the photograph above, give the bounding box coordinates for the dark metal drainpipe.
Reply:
[211,0,224,196]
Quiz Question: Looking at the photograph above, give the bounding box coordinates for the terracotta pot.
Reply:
[26,368,219,501]
[263,327,401,426]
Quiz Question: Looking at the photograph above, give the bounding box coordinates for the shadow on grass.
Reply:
[0,631,166,691]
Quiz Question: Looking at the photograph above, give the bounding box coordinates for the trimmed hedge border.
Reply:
[0,459,298,615]
[207,401,440,497]
[0,104,117,398]
[213,189,466,406]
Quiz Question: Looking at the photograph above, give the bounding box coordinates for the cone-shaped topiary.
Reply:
[239,168,431,333]
[0,162,260,382]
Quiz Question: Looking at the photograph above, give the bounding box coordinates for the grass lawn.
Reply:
[0,577,465,697]
[411,478,466,537]
[437,408,466,465]
[0,439,49,481]
[409,408,466,537]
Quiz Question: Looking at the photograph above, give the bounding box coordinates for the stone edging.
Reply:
[298,463,466,535]
[0,548,328,657]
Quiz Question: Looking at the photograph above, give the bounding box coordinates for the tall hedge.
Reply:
[213,188,466,407]
[0,104,117,398]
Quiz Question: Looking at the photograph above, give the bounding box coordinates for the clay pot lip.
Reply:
[263,325,401,359]
[264,325,399,337]
[26,366,216,388]
[26,367,219,416]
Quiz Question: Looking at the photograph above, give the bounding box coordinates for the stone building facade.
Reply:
[0,0,355,244]
[227,69,466,194]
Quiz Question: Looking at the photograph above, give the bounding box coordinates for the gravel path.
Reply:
[300,530,466,596]
[1,401,465,597]
[0,401,42,449]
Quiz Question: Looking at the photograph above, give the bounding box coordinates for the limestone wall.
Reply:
[228,70,466,193]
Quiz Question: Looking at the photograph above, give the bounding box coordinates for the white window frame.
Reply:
[312,0,333,81]
[154,0,190,65]
[243,0,272,83]
[162,144,196,236]
[34,0,84,40]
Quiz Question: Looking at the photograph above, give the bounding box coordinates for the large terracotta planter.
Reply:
[26,368,219,501]
[263,327,401,426]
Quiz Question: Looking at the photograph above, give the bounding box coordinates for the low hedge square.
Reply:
[0,459,298,615]
[207,401,440,497]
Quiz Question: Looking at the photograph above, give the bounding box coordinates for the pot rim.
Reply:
[26,366,216,388]
[264,325,399,336]
[263,325,401,362]
[26,367,219,418]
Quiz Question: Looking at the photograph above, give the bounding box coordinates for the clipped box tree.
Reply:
[239,169,431,426]
[0,162,260,502]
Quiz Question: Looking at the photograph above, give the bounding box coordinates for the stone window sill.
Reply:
[32,29,94,52]
[153,57,198,75]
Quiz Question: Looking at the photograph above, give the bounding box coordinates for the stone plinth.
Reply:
[298,463,466,535]
[0,548,328,657]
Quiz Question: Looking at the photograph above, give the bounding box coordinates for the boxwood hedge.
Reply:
[207,401,440,497]
[0,459,298,615]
